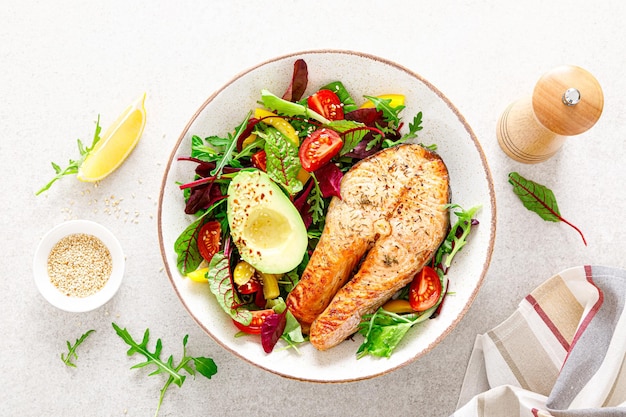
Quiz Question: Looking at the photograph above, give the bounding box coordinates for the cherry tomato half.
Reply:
[233,309,274,334]
[251,149,267,171]
[198,221,221,263]
[237,275,262,295]
[307,89,344,121]
[408,266,442,312]
[299,128,343,172]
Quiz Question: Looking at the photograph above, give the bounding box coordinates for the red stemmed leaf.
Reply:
[293,178,315,229]
[206,242,252,326]
[314,162,343,199]
[261,311,287,353]
[282,59,308,102]
[174,217,204,275]
[508,172,587,245]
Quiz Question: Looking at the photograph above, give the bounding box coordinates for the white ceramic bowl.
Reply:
[158,50,496,382]
[33,219,125,312]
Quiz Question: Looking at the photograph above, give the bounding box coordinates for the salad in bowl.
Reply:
[158,50,495,382]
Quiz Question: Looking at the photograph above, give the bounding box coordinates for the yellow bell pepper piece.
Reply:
[297,169,311,185]
[240,133,258,150]
[186,267,209,283]
[260,272,281,300]
[360,94,405,109]
[254,108,299,146]
[381,299,415,314]
[233,261,256,285]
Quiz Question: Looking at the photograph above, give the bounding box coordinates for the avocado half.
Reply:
[227,170,308,274]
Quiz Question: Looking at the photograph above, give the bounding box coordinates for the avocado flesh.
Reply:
[227,170,307,274]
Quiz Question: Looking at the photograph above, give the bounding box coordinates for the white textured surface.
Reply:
[2,1,625,416]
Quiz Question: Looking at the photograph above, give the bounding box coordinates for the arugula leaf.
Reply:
[420,143,438,152]
[261,89,330,124]
[307,175,326,225]
[508,172,587,245]
[363,95,404,126]
[383,111,423,148]
[259,126,303,195]
[210,112,251,177]
[206,251,253,325]
[36,116,102,195]
[191,135,231,161]
[61,329,95,367]
[112,323,217,417]
[435,204,481,270]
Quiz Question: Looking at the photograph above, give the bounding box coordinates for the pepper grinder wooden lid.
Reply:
[497,65,603,163]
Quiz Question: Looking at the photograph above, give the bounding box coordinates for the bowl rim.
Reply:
[157,49,497,382]
[33,219,125,313]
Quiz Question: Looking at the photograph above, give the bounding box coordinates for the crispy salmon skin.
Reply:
[286,144,450,350]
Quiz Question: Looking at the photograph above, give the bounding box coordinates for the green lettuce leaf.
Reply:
[260,89,329,124]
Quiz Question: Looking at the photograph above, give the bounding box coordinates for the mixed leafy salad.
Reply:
[174,59,480,358]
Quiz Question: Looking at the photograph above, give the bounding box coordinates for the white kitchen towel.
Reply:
[452,265,626,417]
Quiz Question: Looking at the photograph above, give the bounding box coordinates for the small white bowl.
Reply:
[33,220,125,312]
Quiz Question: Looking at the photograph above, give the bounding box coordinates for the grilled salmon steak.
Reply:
[286,144,450,351]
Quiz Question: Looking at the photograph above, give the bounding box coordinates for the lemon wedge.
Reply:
[77,94,147,182]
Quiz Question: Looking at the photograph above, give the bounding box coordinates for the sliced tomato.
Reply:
[198,221,221,263]
[307,89,344,121]
[408,266,442,312]
[237,275,262,295]
[299,128,343,172]
[233,309,274,334]
[251,149,267,171]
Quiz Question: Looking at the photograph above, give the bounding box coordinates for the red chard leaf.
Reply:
[345,107,384,125]
[184,182,227,215]
[315,163,343,199]
[174,217,204,275]
[261,311,287,353]
[293,178,315,229]
[508,172,587,245]
[282,59,308,102]
[206,247,252,326]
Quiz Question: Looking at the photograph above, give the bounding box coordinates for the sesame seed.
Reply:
[47,233,112,298]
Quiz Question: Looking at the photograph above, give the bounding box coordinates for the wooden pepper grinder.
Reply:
[497,65,603,163]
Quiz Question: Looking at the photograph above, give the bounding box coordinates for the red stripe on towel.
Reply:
[564,265,604,361]
[525,293,570,352]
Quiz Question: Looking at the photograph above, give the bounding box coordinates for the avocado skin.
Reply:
[227,170,307,274]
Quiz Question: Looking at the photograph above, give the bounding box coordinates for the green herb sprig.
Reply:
[36,117,102,195]
[61,329,95,367]
[112,323,217,417]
